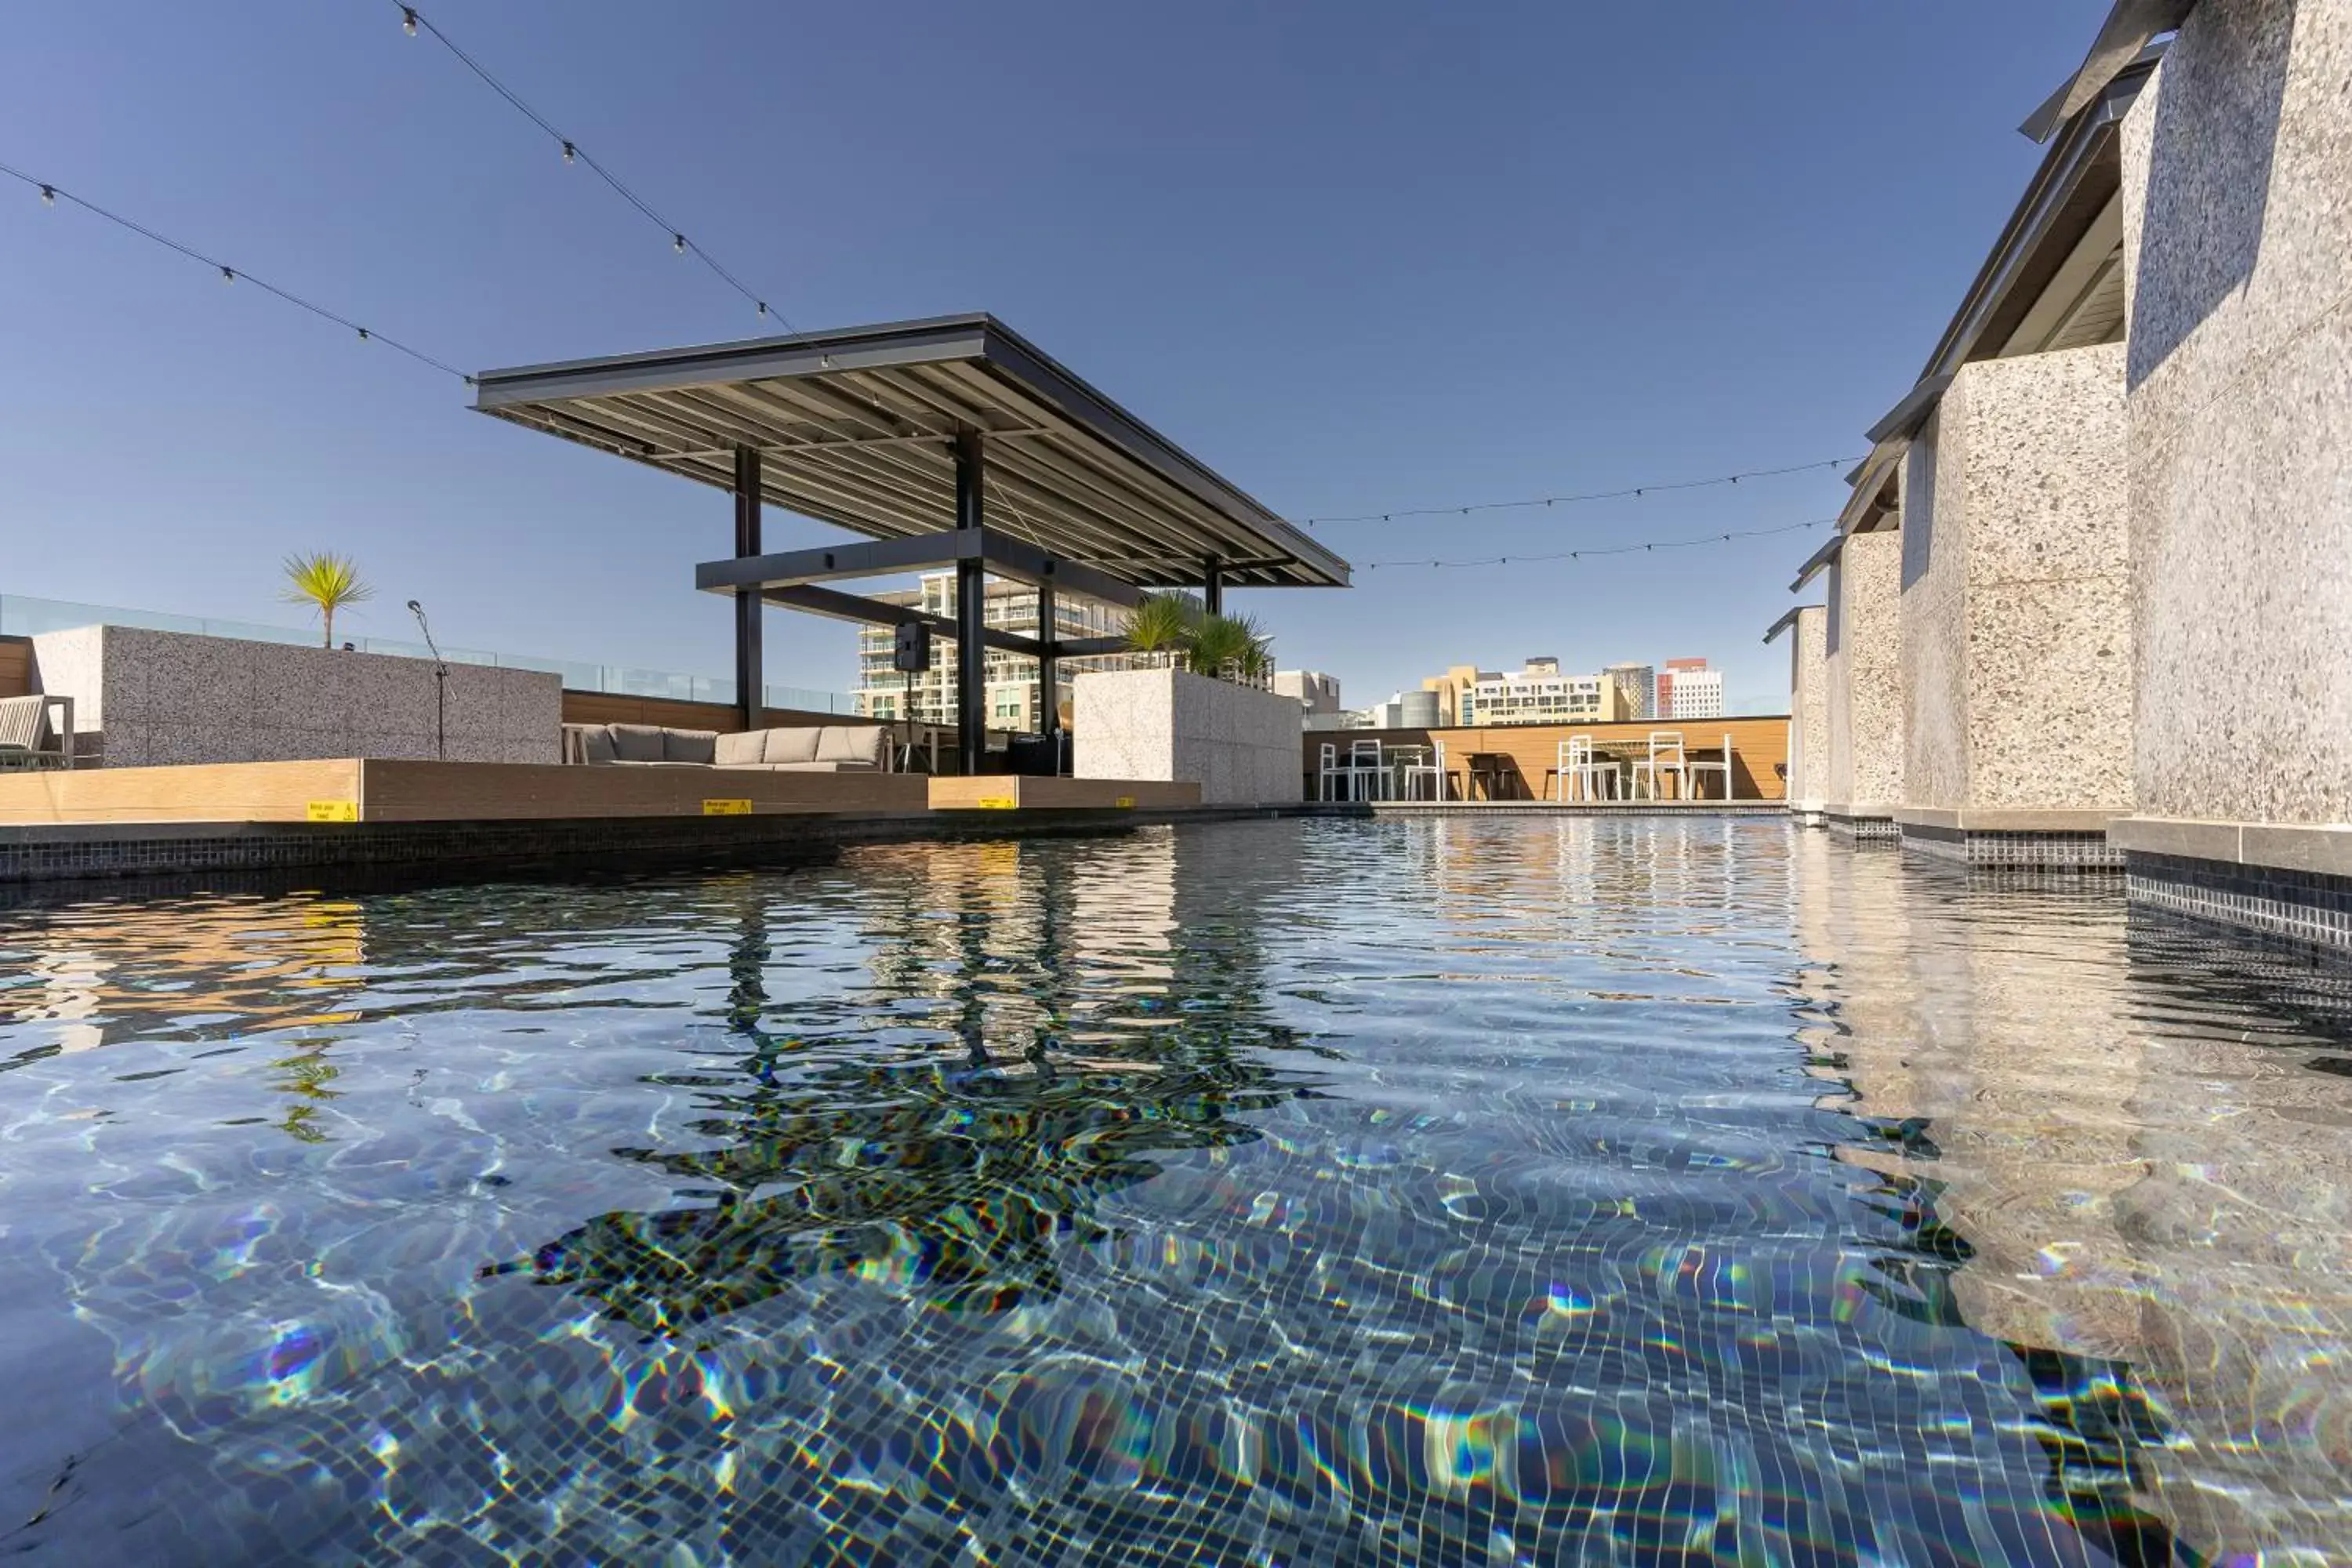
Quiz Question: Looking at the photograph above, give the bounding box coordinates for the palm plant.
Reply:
[1121,592,1201,662]
[281,551,373,647]
[1185,612,1257,679]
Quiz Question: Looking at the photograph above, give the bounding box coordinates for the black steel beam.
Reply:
[1036,574,1058,735]
[757,583,1042,656]
[954,430,988,775]
[694,527,1145,611]
[731,444,762,731]
[1202,556,1223,616]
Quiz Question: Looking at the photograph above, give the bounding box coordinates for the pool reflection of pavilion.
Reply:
[491,828,1323,1334]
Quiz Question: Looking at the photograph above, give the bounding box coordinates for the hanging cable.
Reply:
[389,2,807,337]
[1293,457,1860,527]
[1,158,471,383]
[1358,516,1834,572]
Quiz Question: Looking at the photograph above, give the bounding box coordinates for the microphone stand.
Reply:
[409,601,448,761]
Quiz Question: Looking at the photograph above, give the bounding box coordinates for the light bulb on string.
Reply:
[220,266,234,284]
[39,185,56,207]
[561,141,575,165]
[756,302,768,320]
[357,328,370,342]
[673,234,686,254]
[402,8,418,36]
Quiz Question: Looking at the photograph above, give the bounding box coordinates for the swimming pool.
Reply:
[0,818,2344,1564]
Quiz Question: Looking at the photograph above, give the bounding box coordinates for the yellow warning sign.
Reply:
[1115,796,1137,808]
[974,797,1018,810]
[304,800,360,822]
[702,799,754,815]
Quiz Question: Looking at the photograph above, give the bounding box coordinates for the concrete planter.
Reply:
[1072,666,1301,805]
[31,624,561,767]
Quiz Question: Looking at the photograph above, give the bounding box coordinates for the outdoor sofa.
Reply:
[563,722,889,773]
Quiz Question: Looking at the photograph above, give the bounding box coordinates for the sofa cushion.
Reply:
[762,726,822,764]
[816,725,880,764]
[608,724,666,763]
[662,728,717,764]
[714,730,765,767]
[582,726,619,765]
[763,760,878,772]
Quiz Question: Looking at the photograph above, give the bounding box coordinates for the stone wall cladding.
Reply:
[2123,4,2352,825]
[1790,607,1828,809]
[1900,347,2132,815]
[1837,531,1906,809]
[1824,558,1854,808]
[2128,851,2352,954]
[30,626,561,766]
[1073,666,1303,805]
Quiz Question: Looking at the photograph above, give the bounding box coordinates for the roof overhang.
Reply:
[2022,3,2194,143]
[1762,605,1823,645]
[473,313,1349,590]
[1789,532,1846,593]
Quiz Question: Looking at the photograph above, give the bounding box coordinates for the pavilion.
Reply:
[471,314,1349,773]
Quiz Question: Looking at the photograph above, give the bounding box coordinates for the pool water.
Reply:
[1,818,2347,1565]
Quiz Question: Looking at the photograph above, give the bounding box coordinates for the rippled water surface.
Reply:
[2,819,2349,1565]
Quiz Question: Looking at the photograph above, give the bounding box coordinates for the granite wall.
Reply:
[1073,666,1302,806]
[31,625,561,767]
[1899,344,2132,813]
[1823,529,1904,815]
[2122,0,2352,825]
[1785,606,1828,811]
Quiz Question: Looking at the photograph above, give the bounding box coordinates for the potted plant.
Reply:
[1120,592,1201,669]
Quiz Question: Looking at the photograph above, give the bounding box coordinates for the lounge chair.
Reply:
[0,695,74,771]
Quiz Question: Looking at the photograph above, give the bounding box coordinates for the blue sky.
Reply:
[2,1,2103,712]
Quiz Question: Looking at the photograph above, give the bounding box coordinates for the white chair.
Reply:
[1346,738,1388,801]
[1317,742,1346,802]
[1630,731,1686,800]
[1685,733,1735,799]
[1399,740,1445,801]
[1560,735,1617,801]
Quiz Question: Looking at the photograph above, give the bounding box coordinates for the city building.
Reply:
[854,571,1136,731]
[1272,670,1342,717]
[1602,662,1655,721]
[1419,665,1486,727]
[1659,659,1725,719]
[1462,659,1624,726]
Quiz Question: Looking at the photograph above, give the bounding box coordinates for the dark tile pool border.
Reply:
[2127,851,2352,954]
[1899,822,2124,871]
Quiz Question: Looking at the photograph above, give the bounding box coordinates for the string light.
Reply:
[0,160,471,383]
[1294,457,1861,528]
[388,2,818,345]
[1356,517,1834,573]
[401,7,418,36]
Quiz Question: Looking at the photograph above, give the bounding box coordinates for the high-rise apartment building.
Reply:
[1657,658,1722,719]
[1663,665,1725,718]
[853,572,1136,730]
[1602,662,1656,721]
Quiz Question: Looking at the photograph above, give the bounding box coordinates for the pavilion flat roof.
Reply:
[472,313,1349,590]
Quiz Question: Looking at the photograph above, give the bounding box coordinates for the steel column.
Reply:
[732,445,763,732]
[1036,571,1059,735]
[954,430,988,775]
[1202,556,1223,616]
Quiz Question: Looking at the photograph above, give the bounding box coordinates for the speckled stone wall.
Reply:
[31,625,561,766]
[1825,530,1904,814]
[1787,607,1828,811]
[2123,1,2352,825]
[1900,345,2132,812]
[1073,666,1302,805]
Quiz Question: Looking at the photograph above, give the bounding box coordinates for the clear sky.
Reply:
[2,1,2104,712]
